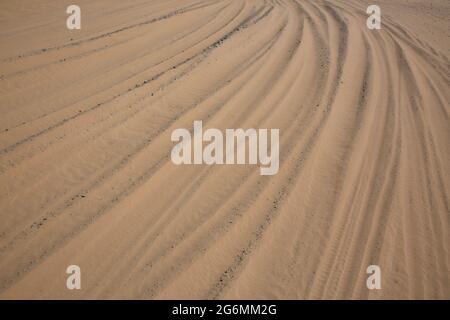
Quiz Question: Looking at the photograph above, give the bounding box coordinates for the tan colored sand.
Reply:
[0,0,449,299]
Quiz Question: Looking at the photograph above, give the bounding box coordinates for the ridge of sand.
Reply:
[0,0,449,299]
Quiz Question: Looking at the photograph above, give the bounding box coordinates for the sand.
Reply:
[0,0,449,299]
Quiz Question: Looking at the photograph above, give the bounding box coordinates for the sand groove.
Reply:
[0,0,448,299]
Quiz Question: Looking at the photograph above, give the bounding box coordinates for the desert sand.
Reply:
[0,0,449,299]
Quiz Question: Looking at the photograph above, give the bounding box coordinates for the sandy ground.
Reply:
[0,0,449,299]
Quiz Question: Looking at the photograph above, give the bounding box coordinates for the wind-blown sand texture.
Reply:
[0,0,449,299]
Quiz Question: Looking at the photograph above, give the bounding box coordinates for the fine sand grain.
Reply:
[0,0,449,299]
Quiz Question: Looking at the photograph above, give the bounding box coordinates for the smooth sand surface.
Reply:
[0,0,449,299]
